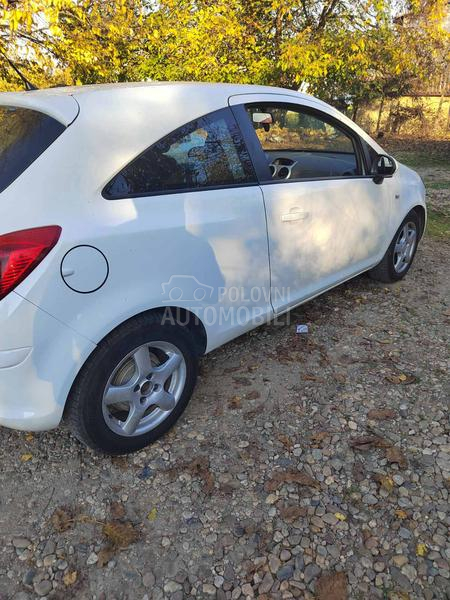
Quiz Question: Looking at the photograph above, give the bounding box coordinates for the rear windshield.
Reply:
[0,106,65,194]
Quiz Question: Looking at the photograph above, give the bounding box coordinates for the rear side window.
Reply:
[103,107,256,199]
[0,106,65,194]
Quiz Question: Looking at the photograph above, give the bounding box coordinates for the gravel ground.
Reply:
[1,169,449,600]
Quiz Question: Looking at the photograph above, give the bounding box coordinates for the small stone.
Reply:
[399,527,412,540]
[259,571,274,594]
[311,516,324,528]
[322,513,338,525]
[42,540,56,557]
[142,572,155,587]
[203,583,217,595]
[362,494,378,505]
[265,494,278,504]
[374,562,385,572]
[392,555,408,568]
[22,569,36,587]
[390,567,412,590]
[280,549,292,561]
[13,537,31,549]
[304,563,321,584]
[86,552,98,565]
[164,581,182,593]
[269,555,281,574]
[401,564,417,582]
[43,554,56,567]
[241,583,254,597]
[231,587,242,600]
[277,565,294,581]
[33,580,52,597]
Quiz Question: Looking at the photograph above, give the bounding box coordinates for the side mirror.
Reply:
[252,112,274,132]
[371,154,396,183]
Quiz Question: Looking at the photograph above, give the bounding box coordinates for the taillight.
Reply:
[0,226,61,300]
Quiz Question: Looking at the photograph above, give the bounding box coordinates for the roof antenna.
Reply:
[0,49,38,91]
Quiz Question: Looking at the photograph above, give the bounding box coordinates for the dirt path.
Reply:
[1,213,449,598]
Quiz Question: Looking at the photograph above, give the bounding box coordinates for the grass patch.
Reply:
[424,181,450,190]
[394,151,448,169]
[426,209,450,239]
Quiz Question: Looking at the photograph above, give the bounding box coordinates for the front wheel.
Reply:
[369,210,420,283]
[65,312,198,454]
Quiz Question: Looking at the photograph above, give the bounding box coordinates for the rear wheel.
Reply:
[369,210,420,283]
[65,312,198,454]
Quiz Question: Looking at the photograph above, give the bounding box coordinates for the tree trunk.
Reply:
[376,96,385,133]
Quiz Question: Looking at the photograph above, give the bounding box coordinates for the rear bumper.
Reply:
[0,292,96,431]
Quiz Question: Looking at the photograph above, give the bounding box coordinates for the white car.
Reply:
[0,82,426,453]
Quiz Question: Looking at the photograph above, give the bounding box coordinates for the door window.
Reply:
[104,107,256,198]
[244,104,361,181]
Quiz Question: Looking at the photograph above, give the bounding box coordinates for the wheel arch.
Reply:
[63,305,207,419]
[411,205,426,239]
[98,306,208,357]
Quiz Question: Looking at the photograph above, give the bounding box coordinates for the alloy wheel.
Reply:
[393,221,417,274]
[102,341,186,437]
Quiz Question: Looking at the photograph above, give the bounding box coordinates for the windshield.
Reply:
[0,106,65,194]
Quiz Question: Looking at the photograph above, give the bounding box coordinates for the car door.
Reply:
[230,94,394,314]
[99,106,273,350]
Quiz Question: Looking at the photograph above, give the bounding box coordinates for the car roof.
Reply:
[3,81,310,98]
[0,81,324,124]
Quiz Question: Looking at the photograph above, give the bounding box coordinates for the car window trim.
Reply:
[232,101,369,183]
[102,106,258,200]
[103,180,261,200]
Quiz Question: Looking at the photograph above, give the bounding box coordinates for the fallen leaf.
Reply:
[147,507,157,522]
[265,469,320,492]
[302,373,320,381]
[110,501,125,520]
[367,408,397,420]
[310,431,330,448]
[279,504,307,522]
[20,453,33,462]
[386,446,408,469]
[316,571,348,600]
[51,507,73,532]
[228,395,242,409]
[277,434,294,451]
[232,376,252,386]
[388,592,411,600]
[97,545,115,567]
[187,457,215,494]
[386,373,417,385]
[372,473,394,493]
[111,456,129,470]
[349,435,391,451]
[395,509,408,520]
[102,521,139,549]
[416,543,427,557]
[333,372,347,384]
[63,570,78,586]
[335,512,347,521]
[25,433,34,442]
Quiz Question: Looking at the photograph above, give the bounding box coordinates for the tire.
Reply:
[369,210,420,283]
[65,312,198,454]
